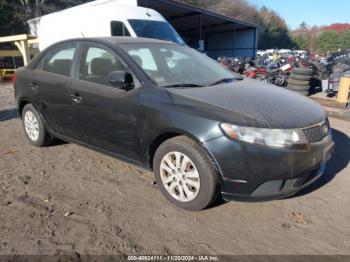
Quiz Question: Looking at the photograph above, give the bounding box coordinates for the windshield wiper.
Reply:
[210,78,236,86]
[162,83,204,88]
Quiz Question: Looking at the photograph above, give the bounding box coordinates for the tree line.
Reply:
[182,0,350,54]
[1,0,349,54]
[0,0,294,49]
[182,0,294,49]
[292,22,350,55]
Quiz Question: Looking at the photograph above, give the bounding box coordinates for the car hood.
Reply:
[167,78,327,129]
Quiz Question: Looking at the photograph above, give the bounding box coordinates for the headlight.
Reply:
[220,123,309,148]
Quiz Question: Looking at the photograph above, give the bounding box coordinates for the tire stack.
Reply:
[286,68,314,96]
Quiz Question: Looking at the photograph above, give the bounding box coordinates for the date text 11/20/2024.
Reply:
[127,255,220,261]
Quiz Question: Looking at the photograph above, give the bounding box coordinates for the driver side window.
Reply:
[79,46,126,87]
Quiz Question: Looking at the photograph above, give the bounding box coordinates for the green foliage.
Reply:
[339,30,350,52]
[293,29,350,54]
[292,35,307,50]
[257,6,293,49]
[317,31,342,54]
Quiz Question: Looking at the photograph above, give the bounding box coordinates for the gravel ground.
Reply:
[0,81,349,256]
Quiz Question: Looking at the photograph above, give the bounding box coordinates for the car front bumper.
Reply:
[203,134,335,201]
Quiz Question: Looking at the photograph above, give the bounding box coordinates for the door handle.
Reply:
[70,94,83,104]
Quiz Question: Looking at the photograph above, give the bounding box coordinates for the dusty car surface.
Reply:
[14,37,334,210]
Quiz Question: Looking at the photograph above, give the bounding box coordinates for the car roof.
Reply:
[58,37,176,46]
[28,37,178,70]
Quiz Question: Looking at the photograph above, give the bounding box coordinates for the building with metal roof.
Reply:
[138,0,258,58]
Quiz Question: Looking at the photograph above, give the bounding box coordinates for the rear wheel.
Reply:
[289,74,312,81]
[153,136,219,211]
[288,78,310,86]
[291,68,313,76]
[286,85,310,91]
[295,90,309,96]
[22,104,53,147]
[254,74,266,81]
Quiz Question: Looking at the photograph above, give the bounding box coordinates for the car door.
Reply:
[66,43,142,162]
[32,42,77,135]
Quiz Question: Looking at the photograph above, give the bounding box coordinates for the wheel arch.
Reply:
[147,130,199,170]
[18,99,31,118]
[147,129,222,179]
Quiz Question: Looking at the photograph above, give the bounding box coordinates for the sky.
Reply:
[250,0,350,29]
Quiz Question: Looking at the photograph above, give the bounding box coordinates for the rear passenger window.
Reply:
[111,21,131,36]
[40,43,76,77]
[79,46,126,87]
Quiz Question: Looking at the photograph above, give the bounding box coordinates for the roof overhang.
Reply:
[137,0,258,37]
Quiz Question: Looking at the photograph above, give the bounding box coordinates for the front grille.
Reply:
[302,121,329,143]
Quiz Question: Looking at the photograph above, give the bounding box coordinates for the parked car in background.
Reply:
[293,50,308,59]
[14,37,334,210]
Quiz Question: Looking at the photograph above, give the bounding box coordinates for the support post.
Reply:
[253,28,259,58]
[232,23,236,57]
[15,40,30,66]
[198,13,204,52]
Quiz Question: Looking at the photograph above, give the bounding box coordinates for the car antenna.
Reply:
[81,32,85,38]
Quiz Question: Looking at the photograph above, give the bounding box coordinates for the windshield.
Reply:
[121,43,238,88]
[128,19,185,45]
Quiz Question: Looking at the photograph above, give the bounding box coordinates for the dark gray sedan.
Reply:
[14,37,334,210]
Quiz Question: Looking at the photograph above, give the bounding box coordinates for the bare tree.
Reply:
[180,0,293,49]
[180,0,260,24]
[0,0,92,35]
[18,0,47,18]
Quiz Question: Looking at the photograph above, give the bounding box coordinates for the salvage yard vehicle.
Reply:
[28,0,185,50]
[14,37,334,211]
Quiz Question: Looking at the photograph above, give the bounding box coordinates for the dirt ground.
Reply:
[0,81,349,256]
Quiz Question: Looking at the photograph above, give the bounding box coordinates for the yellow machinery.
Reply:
[0,34,39,81]
[0,34,39,66]
[337,77,350,104]
[0,69,16,80]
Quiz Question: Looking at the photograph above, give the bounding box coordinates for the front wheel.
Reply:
[22,104,53,147]
[254,74,267,82]
[153,136,219,211]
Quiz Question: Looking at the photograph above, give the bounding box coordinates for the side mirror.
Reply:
[108,71,134,91]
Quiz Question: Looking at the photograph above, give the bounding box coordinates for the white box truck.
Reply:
[28,0,185,50]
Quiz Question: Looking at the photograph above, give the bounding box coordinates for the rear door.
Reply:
[66,43,142,162]
[33,42,77,135]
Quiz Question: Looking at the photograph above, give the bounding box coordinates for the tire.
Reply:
[291,68,313,76]
[294,90,309,96]
[153,136,219,211]
[286,85,310,91]
[287,78,310,86]
[254,74,266,81]
[289,74,312,81]
[22,104,53,147]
